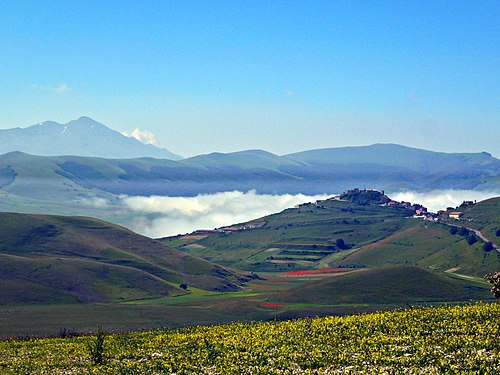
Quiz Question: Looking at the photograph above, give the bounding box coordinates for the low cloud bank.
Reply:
[121,190,330,238]
[81,189,499,239]
[391,190,500,212]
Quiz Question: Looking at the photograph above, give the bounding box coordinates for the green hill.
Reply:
[0,212,251,305]
[272,266,491,304]
[0,193,497,336]
[460,196,500,244]
[164,192,499,278]
[161,193,416,271]
[330,221,499,277]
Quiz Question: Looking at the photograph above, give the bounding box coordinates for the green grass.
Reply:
[461,197,500,243]
[332,221,499,276]
[272,266,492,305]
[0,303,498,373]
[163,198,415,271]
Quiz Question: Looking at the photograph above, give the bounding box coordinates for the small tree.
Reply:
[458,227,469,236]
[449,226,458,235]
[483,242,494,252]
[496,229,500,237]
[484,272,500,299]
[466,234,477,245]
[336,238,346,250]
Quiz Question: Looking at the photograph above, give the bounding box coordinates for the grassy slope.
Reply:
[331,221,499,276]
[460,196,500,243]
[164,196,499,277]
[0,195,497,336]
[272,266,491,304]
[162,198,414,271]
[0,212,250,305]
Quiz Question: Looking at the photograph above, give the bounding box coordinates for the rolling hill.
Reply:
[162,191,499,277]
[271,266,491,304]
[0,192,496,336]
[0,144,498,205]
[0,212,252,305]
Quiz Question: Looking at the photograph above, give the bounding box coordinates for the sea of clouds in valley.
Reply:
[121,190,330,238]
[105,189,499,238]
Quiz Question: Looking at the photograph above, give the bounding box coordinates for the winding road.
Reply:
[443,221,499,253]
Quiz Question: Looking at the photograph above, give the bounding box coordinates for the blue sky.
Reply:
[1,1,498,157]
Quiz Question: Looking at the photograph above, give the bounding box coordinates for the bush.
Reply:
[466,235,477,245]
[336,238,347,250]
[87,325,106,365]
[449,226,458,235]
[483,242,494,252]
[496,229,500,237]
[458,227,469,236]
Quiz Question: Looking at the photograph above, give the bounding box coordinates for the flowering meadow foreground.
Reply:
[1,303,498,374]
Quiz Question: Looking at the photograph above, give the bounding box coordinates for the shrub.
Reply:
[496,229,500,237]
[86,325,106,365]
[336,238,347,249]
[483,242,494,252]
[466,235,477,245]
[449,226,458,235]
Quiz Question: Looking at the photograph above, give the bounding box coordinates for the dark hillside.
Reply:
[0,212,250,305]
[273,266,491,304]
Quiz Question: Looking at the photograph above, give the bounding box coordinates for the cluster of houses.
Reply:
[194,221,264,235]
[192,190,476,237]
[412,207,439,221]
[335,188,476,222]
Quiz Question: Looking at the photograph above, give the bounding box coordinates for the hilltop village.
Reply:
[193,188,475,235]
[333,188,474,222]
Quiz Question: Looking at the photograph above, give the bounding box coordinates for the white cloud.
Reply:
[32,83,69,93]
[284,89,295,97]
[122,128,160,146]
[121,190,330,238]
[390,189,500,212]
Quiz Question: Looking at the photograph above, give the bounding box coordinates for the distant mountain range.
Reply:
[0,145,498,203]
[0,116,182,160]
[0,116,498,201]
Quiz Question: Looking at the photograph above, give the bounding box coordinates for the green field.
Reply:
[1,303,498,374]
